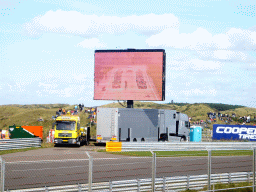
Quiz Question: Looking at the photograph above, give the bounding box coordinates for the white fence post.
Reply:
[86,152,93,192]
[163,176,166,191]
[109,180,112,192]
[228,173,231,184]
[137,178,140,192]
[187,175,190,190]
[151,151,156,192]
[0,157,5,192]
[78,183,81,192]
[208,150,211,191]
[253,148,255,192]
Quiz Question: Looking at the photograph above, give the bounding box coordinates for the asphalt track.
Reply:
[2,146,253,190]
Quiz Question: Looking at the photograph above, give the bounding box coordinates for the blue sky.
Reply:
[1,0,256,107]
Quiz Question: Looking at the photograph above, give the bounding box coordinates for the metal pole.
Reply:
[187,175,190,190]
[0,157,5,192]
[137,178,140,192]
[0,157,2,192]
[253,148,255,192]
[208,150,211,191]
[78,183,81,192]
[151,151,156,192]
[109,180,112,192]
[86,152,93,192]
[163,176,166,192]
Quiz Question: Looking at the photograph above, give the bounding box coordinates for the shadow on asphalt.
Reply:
[94,143,106,147]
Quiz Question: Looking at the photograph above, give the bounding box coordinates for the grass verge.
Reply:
[105,150,253,157]
[0,142,54,156]
[0,147,41,155]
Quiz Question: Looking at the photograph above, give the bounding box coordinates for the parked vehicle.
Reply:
[96,108,190,144]
[53,114,90,146]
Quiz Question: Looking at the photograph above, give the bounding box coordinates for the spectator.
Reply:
[38,116,44,122]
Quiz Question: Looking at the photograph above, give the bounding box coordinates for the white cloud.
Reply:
[23,11,179,37]
[146,27,256,51]
[146,27,215,50]
[181,88,217,96]
[77,38,106,48]
[38,82,58,89]
[189,59,221,71]
[197,50,254,63]
[72,74,88,81]
[169,59,222,71]
[147,27,256,63]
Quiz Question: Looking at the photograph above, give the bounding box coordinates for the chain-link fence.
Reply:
[1,149,256,191]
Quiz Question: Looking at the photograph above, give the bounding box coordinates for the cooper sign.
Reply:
[213,124,256,141]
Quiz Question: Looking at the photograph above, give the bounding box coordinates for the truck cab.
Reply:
[53,115,87,146]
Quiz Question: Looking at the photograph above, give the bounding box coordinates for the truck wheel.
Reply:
[180,137,186,142]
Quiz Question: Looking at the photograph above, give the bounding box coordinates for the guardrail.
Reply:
[2,144,256,191]
[9,172,254,192]
[106,142,256,152]
[0,138,41,151]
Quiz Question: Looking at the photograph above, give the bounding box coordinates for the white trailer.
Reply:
[96,108,189,143]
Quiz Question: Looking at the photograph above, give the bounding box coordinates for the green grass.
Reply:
[0,142,55,155]
[0,104,96,144]
[199,182,253,192]
[107,150,253,157]
[0,147,41,155]
[1,102,256,155]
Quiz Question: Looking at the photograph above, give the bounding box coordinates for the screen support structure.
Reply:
[127,100,134,108]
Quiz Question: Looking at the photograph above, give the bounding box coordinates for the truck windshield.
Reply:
[56,121,76,130]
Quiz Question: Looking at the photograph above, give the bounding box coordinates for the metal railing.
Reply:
[7,172,256,191]
[0,138,41,151]
[117,142,256,151]
[1,145,256,191]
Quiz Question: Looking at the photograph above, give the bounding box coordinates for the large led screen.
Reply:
[94,49,165,101]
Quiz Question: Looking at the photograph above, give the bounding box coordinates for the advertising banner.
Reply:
[213,124,256,141]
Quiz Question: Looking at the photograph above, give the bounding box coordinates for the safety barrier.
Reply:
[106,142,256,152]
[8,172,255,192]
[2,146,256,191]
[0,138,41,151]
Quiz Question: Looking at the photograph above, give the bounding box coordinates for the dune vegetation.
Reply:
[0,102,256,145]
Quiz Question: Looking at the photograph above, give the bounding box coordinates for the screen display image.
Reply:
[94,50,165,101]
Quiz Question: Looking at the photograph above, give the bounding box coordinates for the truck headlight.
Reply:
[69,139,76,144]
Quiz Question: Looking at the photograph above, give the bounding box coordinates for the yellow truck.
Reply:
[53,114,89,146]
